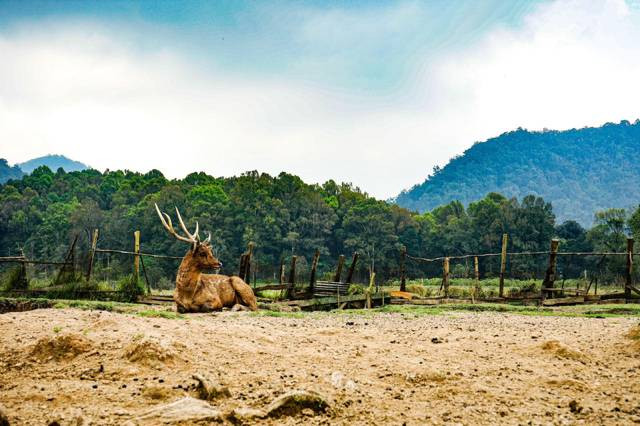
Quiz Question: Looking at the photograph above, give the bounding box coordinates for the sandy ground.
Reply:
[0,308,639,425]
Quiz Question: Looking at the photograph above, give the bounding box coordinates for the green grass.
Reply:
[382,277,623,299]
[250,310,306,319]
[135,309,184,320]
[255,289,284,300]
[52,299,138,313]
[340,302,640,318]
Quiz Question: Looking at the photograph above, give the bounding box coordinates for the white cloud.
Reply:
[1,1,640,199]
[418,0,640,158]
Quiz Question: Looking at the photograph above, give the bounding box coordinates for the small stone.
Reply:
[569,400,583,414]
[192,374,231,400]
[227,407,267,422]
[136,397,222,423]
[431,337,443,344]
[0,403,9,426]
[265,390,330,418]
[302,408,315,416]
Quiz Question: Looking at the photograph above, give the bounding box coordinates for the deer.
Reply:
[155,204,258,313]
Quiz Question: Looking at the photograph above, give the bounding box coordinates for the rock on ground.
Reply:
[135,397,222,424]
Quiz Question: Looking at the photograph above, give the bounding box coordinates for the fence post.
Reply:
[133,230,140,283]
[366,272,375,309]
[499,233,508,298]
[278,258,285,285]
[399,246,407,292]
[309,249,320,294]
[345,252,359,284]
[473,256,480,303]
[18,249,28,289]
[626,237,634,301]
[243,242,254,283]
[442,257,450,298]
[85,228,99,281]
[238,254,247,278]
[285,255,297,299]
[333,255,345,283]
[55,235,78,285]
[541,239,559,300]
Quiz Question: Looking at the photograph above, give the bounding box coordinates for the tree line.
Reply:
[1,165,639,286]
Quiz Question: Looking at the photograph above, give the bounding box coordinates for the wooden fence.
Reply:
[401,234,640,304]
[2,229,639,306]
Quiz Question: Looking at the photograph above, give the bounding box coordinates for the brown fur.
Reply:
[173,244,258,313]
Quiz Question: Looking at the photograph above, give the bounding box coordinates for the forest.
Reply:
[395,120,640,226]
[1,164,639,287]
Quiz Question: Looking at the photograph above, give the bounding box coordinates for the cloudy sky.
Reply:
[1,0,640,198]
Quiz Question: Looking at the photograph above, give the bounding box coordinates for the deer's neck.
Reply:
[176,258,201,291]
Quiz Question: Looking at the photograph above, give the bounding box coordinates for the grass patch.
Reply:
[250,310,306,319]
[52,299,138,313]
[331,303,640,318]
[135,310,184,320]
[256,289,283,300]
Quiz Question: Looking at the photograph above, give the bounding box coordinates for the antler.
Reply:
[155,203,197,244]
[175,207,200,242]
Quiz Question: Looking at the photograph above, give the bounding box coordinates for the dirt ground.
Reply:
[1,307,639,425]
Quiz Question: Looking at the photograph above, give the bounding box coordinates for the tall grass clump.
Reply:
[116,274,147,302]
[0,266,28,291]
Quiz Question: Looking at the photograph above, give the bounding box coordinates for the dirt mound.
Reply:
[545,378,590,391]
[30,333,92,361]
[123,338,177,366]
[541,340,588,363]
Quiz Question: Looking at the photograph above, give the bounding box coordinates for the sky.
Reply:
[1,0,640,199]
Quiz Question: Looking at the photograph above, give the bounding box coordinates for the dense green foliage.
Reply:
[1,164,639,287]
[395,120,640,226]
[0,159,24,184]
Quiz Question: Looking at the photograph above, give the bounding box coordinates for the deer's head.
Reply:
[155,204,222,270]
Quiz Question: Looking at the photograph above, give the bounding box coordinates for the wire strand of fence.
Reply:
[0,257,72,266]
[94,248,183,260]
[406,251,634,263]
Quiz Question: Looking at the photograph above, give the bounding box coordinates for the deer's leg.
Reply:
[229,277,258,311]
[231,304,250,312]
[199,293,223,312]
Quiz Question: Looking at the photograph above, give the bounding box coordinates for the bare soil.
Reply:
[1,308,639,425]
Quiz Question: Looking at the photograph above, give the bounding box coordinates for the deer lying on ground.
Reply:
[155,204,258,312]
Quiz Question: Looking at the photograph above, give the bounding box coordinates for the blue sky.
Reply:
[0,1,541,91]
[1,0,640,198]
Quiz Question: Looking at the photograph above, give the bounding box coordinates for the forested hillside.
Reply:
[395,120,640,225]
[0,159,23,183]
[18,154,88,174]
[2,165,639,284]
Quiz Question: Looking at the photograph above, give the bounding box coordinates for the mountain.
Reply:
[0,159,24,183]
[17,154,88,174]
[395,120,640,226]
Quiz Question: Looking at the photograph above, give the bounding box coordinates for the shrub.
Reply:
[117,274,147,302]
[406,284,428,297]
[1,266,28,291]
[348,284,365,295]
